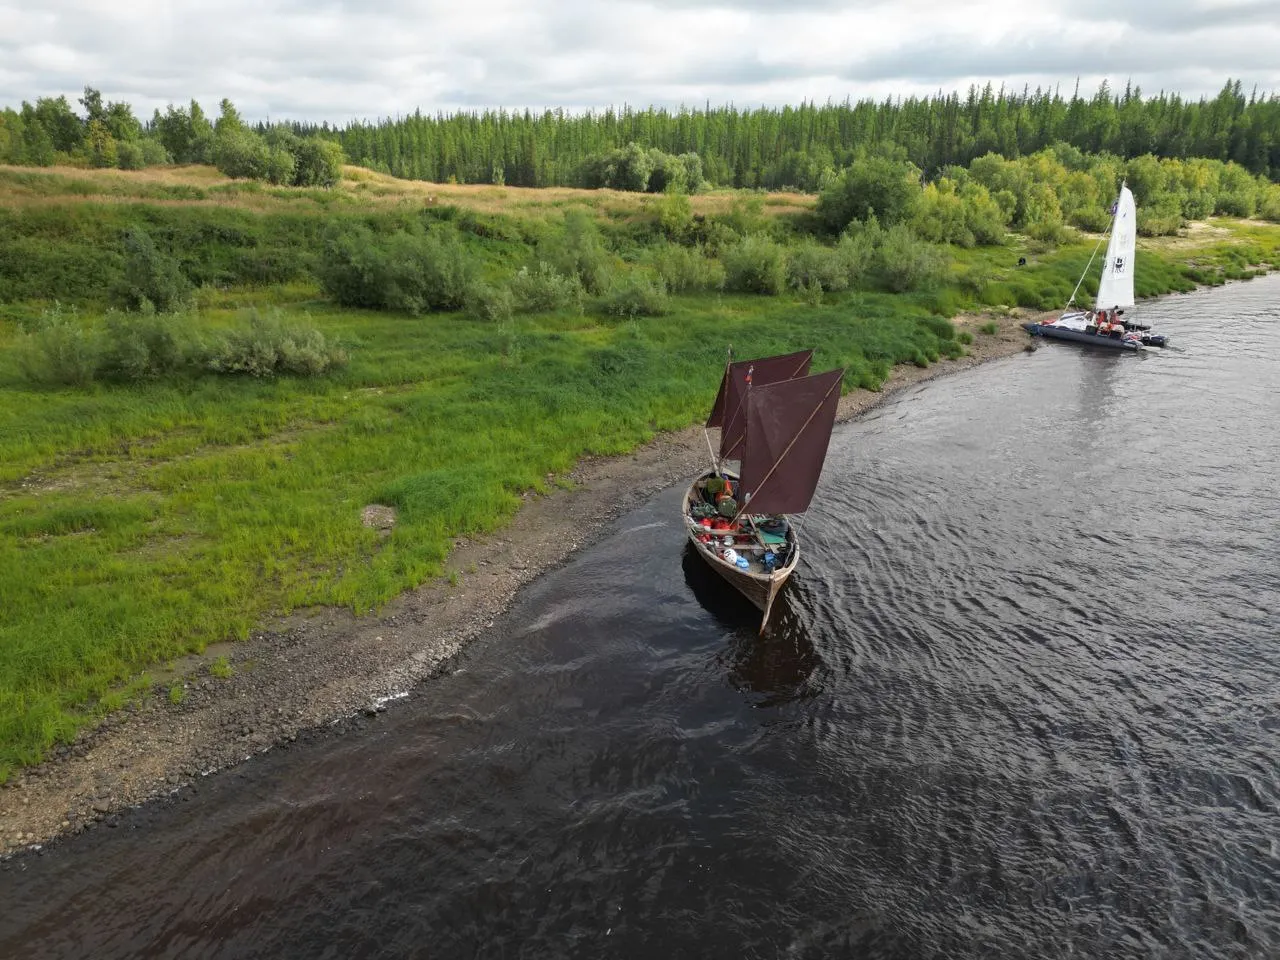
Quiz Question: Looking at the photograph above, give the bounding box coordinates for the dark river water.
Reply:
[3,276,1279,959]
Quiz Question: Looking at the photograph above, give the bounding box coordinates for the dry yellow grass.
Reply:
[0,162,817,222]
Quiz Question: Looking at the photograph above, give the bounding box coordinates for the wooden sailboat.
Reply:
[684,350,844,632]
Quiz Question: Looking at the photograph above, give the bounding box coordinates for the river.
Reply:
[2,275,1278,959]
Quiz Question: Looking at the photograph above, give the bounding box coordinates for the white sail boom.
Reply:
[1095,185,1136,310]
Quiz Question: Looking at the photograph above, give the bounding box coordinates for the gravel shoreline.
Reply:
[0,311,1038,857]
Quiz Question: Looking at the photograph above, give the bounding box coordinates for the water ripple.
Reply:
[4,276,1280,959]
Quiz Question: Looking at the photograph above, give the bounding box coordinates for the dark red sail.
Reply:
[706,350,812,460]
[737,368,844,516]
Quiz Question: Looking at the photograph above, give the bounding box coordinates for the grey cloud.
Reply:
[640,0,887,9]
[2,0,1278,124]
[1054,0,1280,34]
[837,27,1280,85]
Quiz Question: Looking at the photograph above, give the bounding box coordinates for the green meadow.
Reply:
[2,164,1279,778]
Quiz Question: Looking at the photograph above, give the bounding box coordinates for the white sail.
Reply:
[1095,185,1136,311]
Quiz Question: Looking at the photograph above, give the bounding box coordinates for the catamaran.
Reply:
[684,350,843,632]
[1024,183,1167,351]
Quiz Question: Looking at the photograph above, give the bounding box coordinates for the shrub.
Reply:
[213,128,270,180]
[509,262,584,314]
[117,227,192,312]
[816,157,920,232]
[875,225,947,292]
[656,190,693,240]
[316,222,476,314]
[382,229,475,313]
[722,234,787,294]
[263,148,297,186]
[1137,197,1184,237]
[465,282,515,323]
[115,140,146,171]
[786,240,851,293]
[99,309,193,381]
[16,303,99,386]
[598,274,671,318]
[292,137,344,188]
[204,309,346,377]
[315,221,384,308]
[1257,184,1280,223]
[911,180,972,247]
[717,194,771,239]
[1069,205,1112,232]
[833,228,878,288]
[647,243,725,293]
[538,210,614,294]
[139,139,170,165]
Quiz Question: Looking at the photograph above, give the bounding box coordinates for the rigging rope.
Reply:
[1066,228,1110,309]
[1066,183,1124,309]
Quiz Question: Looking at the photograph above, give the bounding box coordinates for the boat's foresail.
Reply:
[1095,185,1137,312]
[738,368,844,516]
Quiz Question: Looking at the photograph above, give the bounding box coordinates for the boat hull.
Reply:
[1023,322,1142,351]
[683,471,799,632]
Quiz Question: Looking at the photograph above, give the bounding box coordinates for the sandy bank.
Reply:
[0,309,1040,857]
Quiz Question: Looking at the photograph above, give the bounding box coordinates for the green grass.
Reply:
[1,193,1278,779]
[0,288,974,776]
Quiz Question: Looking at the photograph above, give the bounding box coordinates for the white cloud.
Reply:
[0,0,1276,123]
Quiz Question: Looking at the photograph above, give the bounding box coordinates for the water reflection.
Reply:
[682,544,822,706]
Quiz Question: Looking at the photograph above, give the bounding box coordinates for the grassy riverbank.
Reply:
[2,165,1279,778]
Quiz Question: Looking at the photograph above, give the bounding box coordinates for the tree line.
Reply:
[0,87,343,187]
[3,80,1278,205]
[312,80,1280,190]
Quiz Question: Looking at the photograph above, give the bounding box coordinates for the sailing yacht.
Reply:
[1024,184,1167,351]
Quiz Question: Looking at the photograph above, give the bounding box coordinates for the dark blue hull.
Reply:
[1023,322,1141,351]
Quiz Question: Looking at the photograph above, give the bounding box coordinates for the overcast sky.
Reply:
[2,0,1278,124]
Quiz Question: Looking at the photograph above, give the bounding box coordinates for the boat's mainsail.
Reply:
[1095,185,1136,312]
[707,350,812,461]
[737,368,844,516]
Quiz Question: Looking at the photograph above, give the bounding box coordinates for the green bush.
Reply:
[99,309,193,381]
[786,240,851,293]
[117,227,192,312]
[597,274,671,318]
[213,128,270,180]
[875,225,947,292]
[833,229,878,287]
[139,138,170,166]
[115,140,145,171]
[538,210,614,294]
[382,229,475,314]
[292,137,344,188]
[204,309,346,377]
[465,282,515,323]
[722,234,787,294]
[646,243,725,292]
[509,262,585,314]
[15,303,100,386]
[1258,184,1280,223]
[817,157,920,232]
[316,222,476,314]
